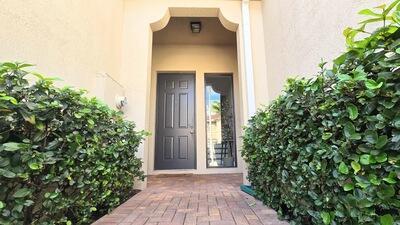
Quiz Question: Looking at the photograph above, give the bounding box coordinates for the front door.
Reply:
[155,73,196,170]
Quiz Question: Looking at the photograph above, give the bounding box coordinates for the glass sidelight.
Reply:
[205,74,236,168]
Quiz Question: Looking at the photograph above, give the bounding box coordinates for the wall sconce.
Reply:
[115,95,128,111]
[190,21,201,33]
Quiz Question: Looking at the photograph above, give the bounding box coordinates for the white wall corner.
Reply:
[241,0,256,118]
[241,0,256,186]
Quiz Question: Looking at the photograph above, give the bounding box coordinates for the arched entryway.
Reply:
[119,2,261,188]
[148,12,244,175]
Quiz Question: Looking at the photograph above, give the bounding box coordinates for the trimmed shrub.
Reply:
[243,2,400,225]
[0,63,146,224]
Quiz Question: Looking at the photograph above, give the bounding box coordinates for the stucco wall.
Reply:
[249,1,269,108]
[150,44,243,175]
[0,0,125,106]
[261,0,391,101]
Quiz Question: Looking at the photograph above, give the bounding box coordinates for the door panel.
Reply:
[179,93,188,128]
[155,73,196,170]
[164,93,174,128]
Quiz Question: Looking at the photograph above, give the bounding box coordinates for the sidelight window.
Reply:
[205,74,237,168]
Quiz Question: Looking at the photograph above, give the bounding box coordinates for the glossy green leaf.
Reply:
[88,119,95,125]
[375,153,387,163]
[343,183,354,191]
[369,174,381,185]
[376,135,388,149]
[339,162,349,174]
[0,158,10,167]
[394,116,400,129]
[338,73,352,81]
[359,17,384,25]
[1,142,28,152]
[384,0,400,16]
[382,171,400,184]
[358,198,373,208]
[364,130,378,144]
[383,176,397,184]
[321,211,331,225]
[351,161,361,174]
[322,132,333,140]
[360,154,372,165]
[359,9,381,17]
[28,162,41,170]
[347,104,359,120]
[13,188,31,198]
[0,96,18,104]
[380,214,394,225]
[20,109,36,124]
[365,79,383,89]
[377,185,395,199]
[344,122,361,140]
[0,168,16,178]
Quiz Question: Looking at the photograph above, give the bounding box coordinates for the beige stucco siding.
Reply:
[261,0,391,101]
[150,44,243,175]
[249,1,269,108]
[0,0,125,106]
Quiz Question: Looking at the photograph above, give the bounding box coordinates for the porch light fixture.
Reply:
[190,21,201,33]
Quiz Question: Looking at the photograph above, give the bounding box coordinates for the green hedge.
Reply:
[243,2,400,225]
[0,63,146,224]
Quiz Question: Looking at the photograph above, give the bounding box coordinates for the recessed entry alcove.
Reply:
[149,16,242,173]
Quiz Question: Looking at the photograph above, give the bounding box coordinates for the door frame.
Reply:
[154,72,197,170]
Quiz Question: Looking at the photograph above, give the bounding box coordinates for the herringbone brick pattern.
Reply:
[93,174,288,225]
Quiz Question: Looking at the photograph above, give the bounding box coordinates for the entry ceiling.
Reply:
[153,17,236,45]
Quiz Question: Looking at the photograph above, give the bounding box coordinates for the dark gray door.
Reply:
[155,73,196,170]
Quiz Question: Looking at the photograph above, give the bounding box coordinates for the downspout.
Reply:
[241,0,256,186]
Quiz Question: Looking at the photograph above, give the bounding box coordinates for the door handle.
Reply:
[189,125,195,134]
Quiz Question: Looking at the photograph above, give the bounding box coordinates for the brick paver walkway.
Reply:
[93,174,288,225]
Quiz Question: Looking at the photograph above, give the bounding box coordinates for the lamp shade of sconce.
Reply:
[115,95,128,110]
[190,21,201,33]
